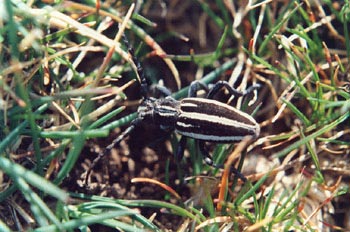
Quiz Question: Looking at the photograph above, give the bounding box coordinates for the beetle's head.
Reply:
[137,97,156,121]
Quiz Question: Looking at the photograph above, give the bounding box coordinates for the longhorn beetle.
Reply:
[85,40,260,184]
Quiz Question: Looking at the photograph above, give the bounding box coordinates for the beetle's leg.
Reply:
[188,80,209,97]
[175,136,187,162]
[208,81,260,99]
[150,85,172,97]
[198,141,247,182]
[84,117,142,185]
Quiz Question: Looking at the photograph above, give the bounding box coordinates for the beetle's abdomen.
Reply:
[175,98,260,142]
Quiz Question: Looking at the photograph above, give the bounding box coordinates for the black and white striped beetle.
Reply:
[85,44,260,183]
[138,86,260,147]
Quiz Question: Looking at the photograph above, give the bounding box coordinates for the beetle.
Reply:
[85,42,260,184]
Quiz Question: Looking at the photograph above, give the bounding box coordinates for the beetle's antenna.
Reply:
[122,34,148,99]
[84,117,142,185]
[84,34,145,185]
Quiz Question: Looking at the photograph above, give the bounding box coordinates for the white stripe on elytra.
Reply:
[175,129,247,141]
[176,122,195,128]
[178,112,257,130]
[182,98,257,121]
[182,98,239,111]
[180,102,199,108]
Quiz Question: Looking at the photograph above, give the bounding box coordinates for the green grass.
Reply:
[1,0,350,231]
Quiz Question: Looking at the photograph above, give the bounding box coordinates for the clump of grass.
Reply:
[1,0,349,231]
